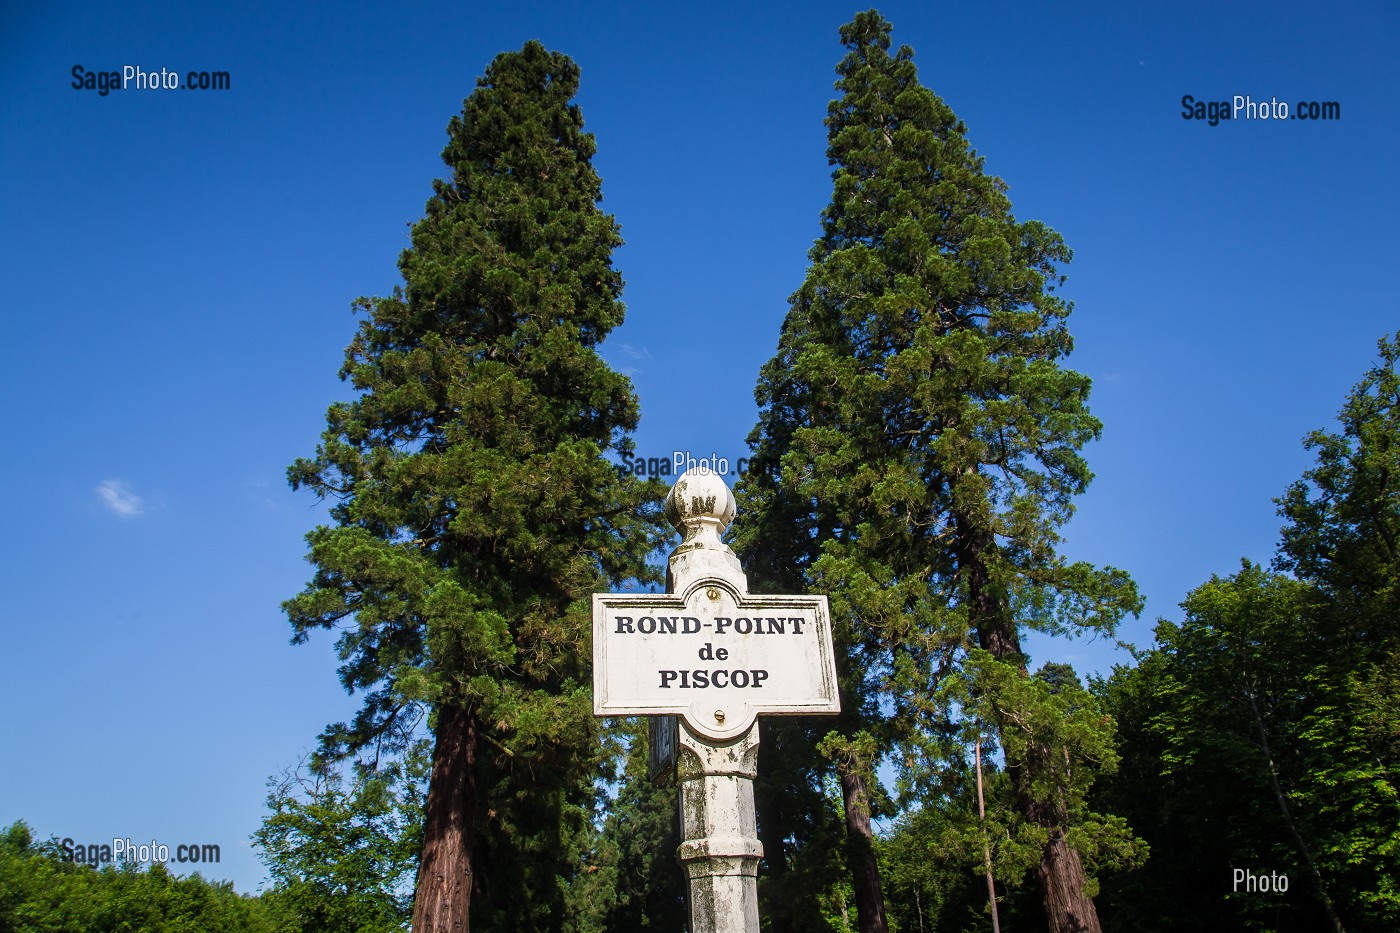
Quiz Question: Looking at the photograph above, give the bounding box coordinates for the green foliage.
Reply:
[878,796,1037,933]
[1268,335,1400,926]
[0,820,277,932]
[1095,566,1356,929]
[564,722,686,933]
[1277,332,1400,644]
[283,38,667,928]
[253,749,427,932]
[1098,340,1400,933]
[880,778,981,932]
[732,10,1139,924]
[951,655,1146,889]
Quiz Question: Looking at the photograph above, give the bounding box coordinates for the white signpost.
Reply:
[593,468,840,933]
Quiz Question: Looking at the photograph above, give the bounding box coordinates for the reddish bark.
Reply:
[412,704,479,933]
[1032,816,1102,932]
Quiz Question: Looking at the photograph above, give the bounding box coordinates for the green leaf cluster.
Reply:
[1097,335,1400,931]
[0,820,277,933]
[253,749,428,932]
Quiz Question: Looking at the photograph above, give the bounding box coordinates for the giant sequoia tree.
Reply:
[285,41,663,932]
[733,11,1140,933]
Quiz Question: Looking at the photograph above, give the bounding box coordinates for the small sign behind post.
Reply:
[647,715,678,784]
[593,468,840,933]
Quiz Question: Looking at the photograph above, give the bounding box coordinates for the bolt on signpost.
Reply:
[594,468,840,932]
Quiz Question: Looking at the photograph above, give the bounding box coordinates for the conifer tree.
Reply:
[285,40,663,932]
[734,11,1139,932]
[564,723,688,933]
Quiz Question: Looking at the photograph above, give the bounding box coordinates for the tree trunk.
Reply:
[1034,826,1100,932]
[960,515,1102,933]
[412,704,479,933]
[840,768,889,933]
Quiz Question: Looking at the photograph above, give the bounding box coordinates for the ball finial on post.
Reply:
[663,468,746,595]
[665,468,737,534]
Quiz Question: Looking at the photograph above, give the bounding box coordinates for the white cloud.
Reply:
[616,343,650,361]
[96,479,144,518]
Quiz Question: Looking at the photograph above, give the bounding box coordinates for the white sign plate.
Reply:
[593,579,839,740]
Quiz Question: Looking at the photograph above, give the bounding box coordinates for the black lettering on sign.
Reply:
[614,615,809,635]
[656,669,770,688]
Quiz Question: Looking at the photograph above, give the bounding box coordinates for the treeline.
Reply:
[1089,338,1400,931]
[0,820,277,931]
[1,751,423,933]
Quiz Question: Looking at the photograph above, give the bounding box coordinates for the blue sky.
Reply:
[2,0,1396,894]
